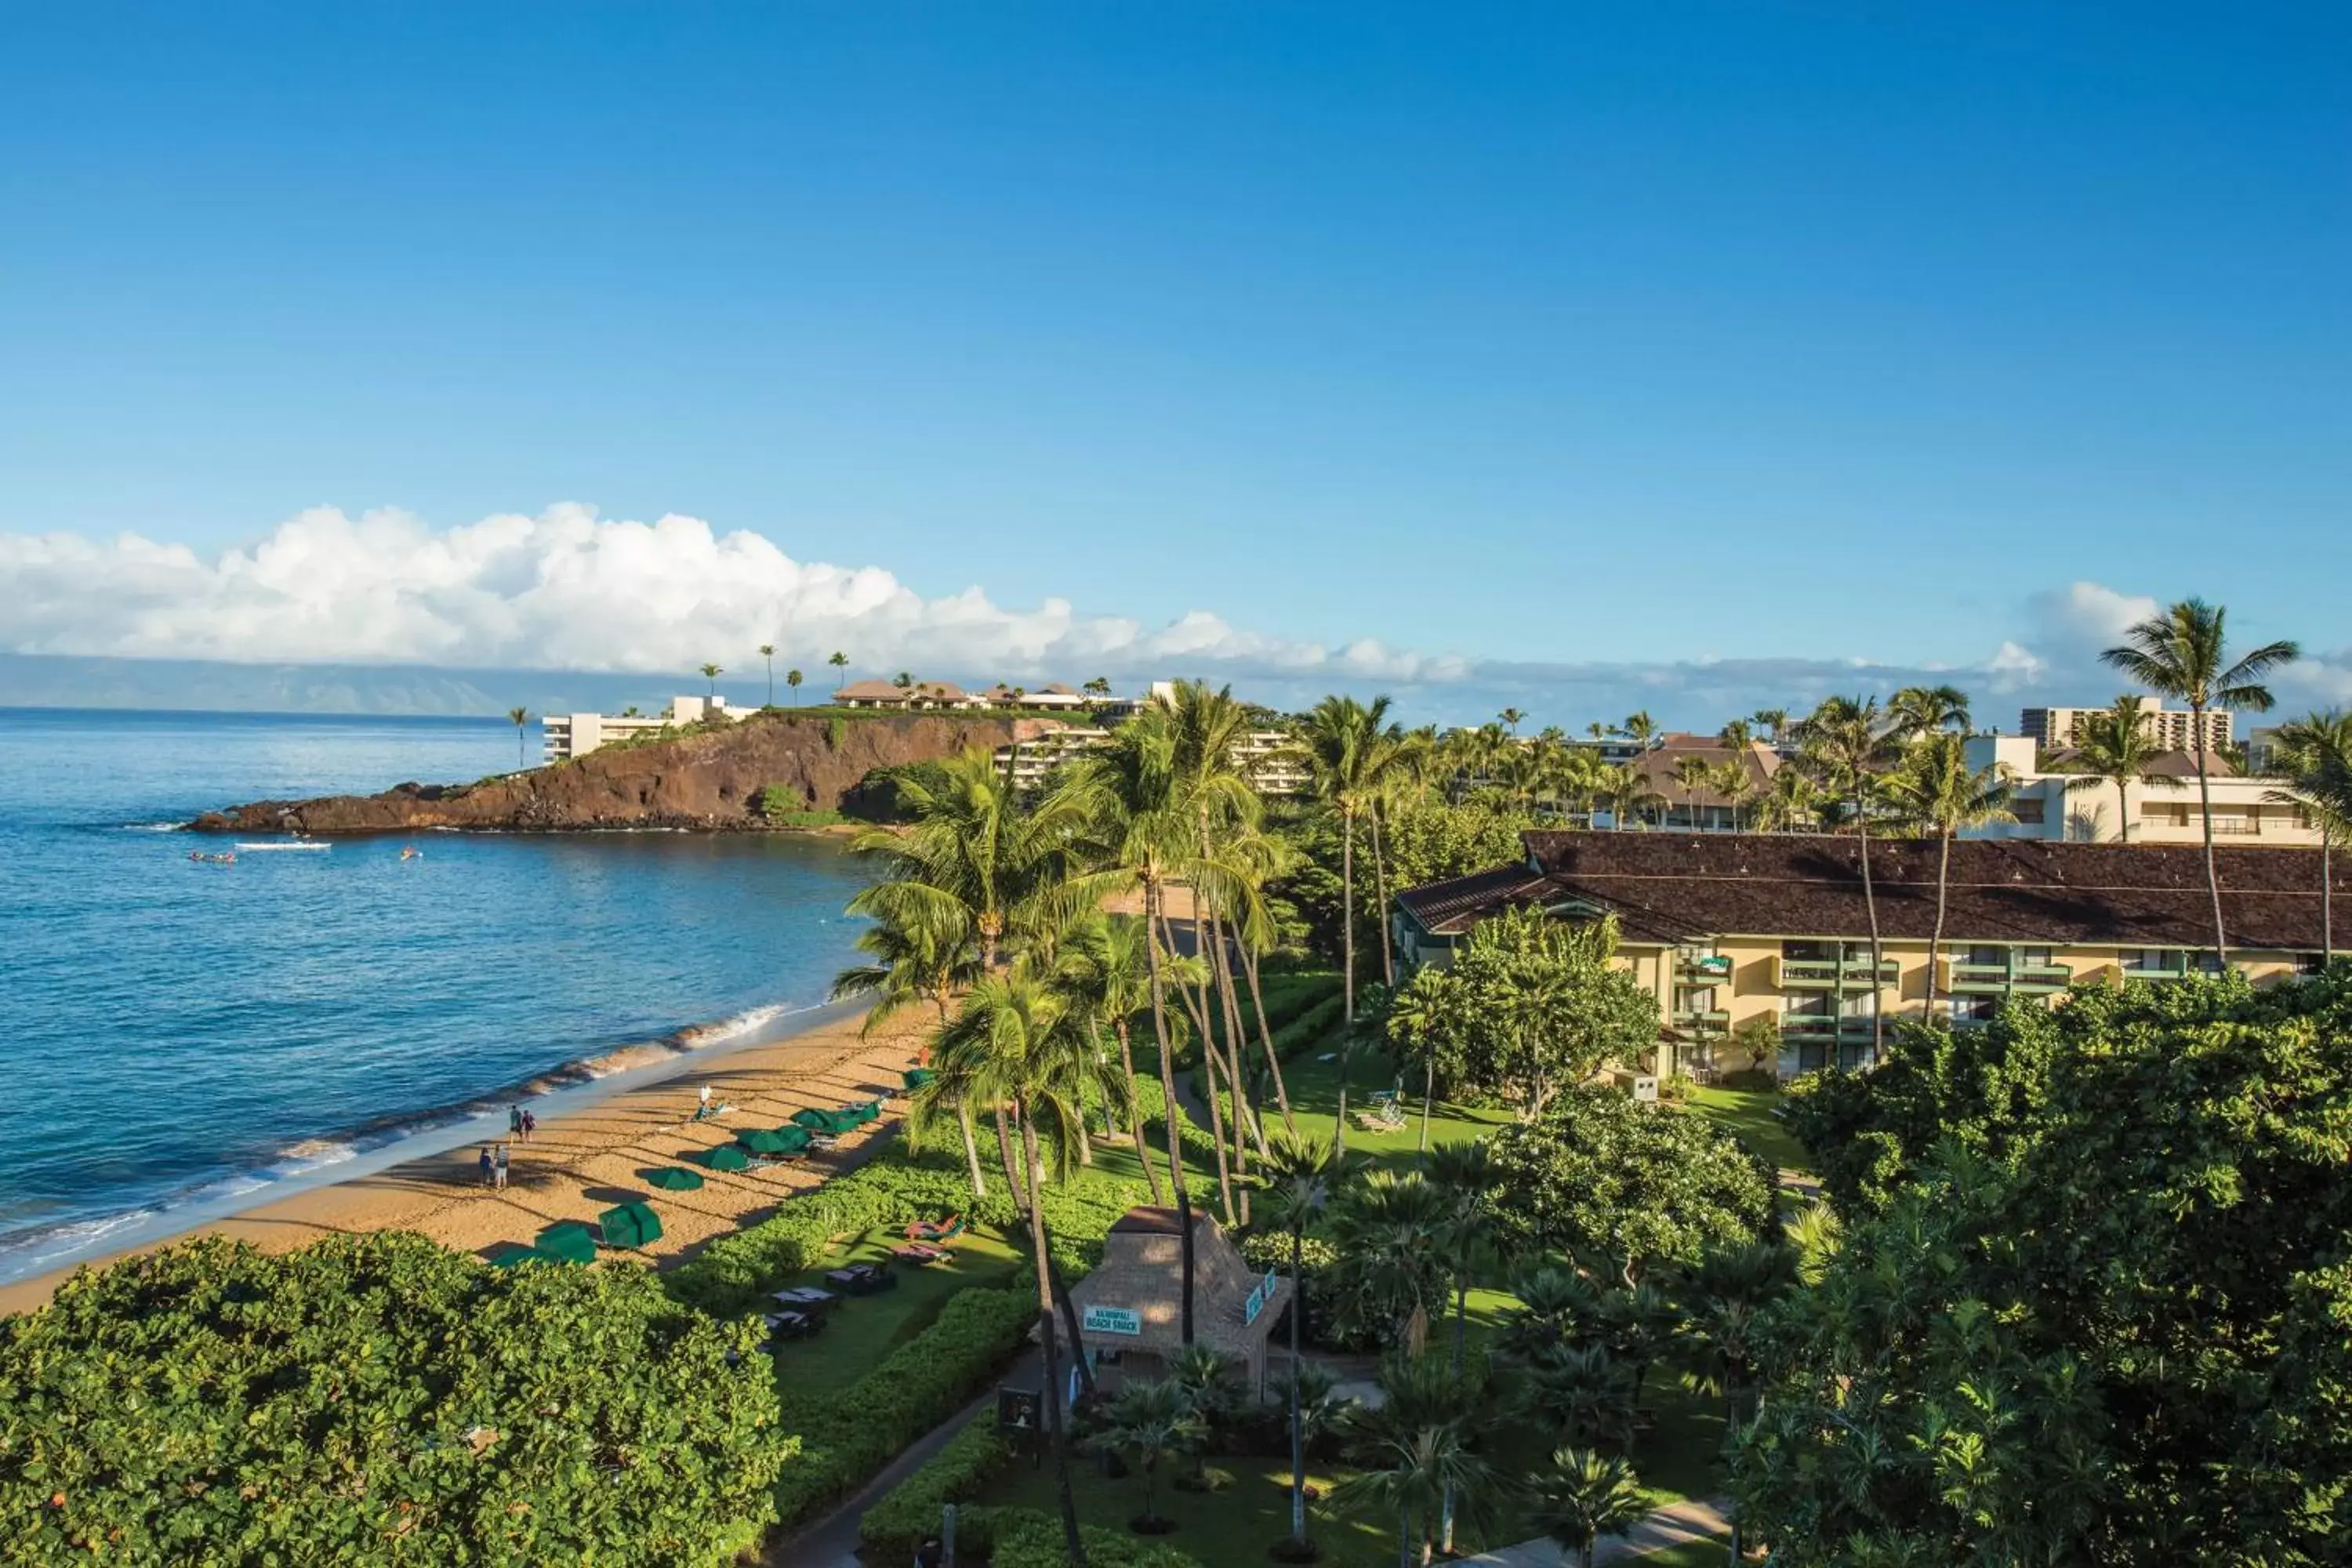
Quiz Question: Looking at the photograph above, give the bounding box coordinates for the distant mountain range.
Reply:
[0,654,780,719]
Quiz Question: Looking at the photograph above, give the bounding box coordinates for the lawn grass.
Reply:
[1679,1083,1809,1176]
[766,1222,1024,1399]
[1634,1535,1733,1565]
[1261,1040,1516,1171]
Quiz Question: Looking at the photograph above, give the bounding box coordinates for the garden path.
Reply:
[1461,1495,1732,1566]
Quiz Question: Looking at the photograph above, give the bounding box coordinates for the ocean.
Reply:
[0,707,872,1287]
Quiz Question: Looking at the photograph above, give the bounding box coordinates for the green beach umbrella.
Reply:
[599,1202,663,1250]
[534,1222,598,1265]
[644,1166,704,1192]
[788,1108,829,1132]
[489,1247,541,1269]
[696,1144,750,1172]
[767,1125,812,1154]
[739,1128,797,1155]
[902,1067,935,1091]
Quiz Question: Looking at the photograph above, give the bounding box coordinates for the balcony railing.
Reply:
[1774,956,1900,989]
[1677,955,1736,983]
[1944,960,2009,993]
[1673,1007,1730,1029]
[2012,962,2073,990]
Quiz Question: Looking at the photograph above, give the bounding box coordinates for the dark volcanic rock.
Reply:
[191,712,1061,835]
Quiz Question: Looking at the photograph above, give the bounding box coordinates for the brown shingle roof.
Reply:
[1629,740,1780,808]
[1396,831,2344,953]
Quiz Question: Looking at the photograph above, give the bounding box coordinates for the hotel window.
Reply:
[2020,946,2056,969]
[1784,996,1835,1020]
[2121,949,2183,973]
[1964,944,2003,967]
[1783,940,1837,962]
[2011,797,2046,825]
[1949,995,2000,1025]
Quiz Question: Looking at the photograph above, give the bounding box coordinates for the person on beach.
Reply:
[494,1142,510,1191]
[477,1145,495,1188]
[698,1083,713,1118]
[520,1109,536,1142]
[508,1105,524,1139]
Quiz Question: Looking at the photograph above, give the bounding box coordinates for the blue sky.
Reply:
[1,3,2346,724]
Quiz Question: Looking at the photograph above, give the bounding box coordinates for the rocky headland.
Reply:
[191,711,1065,834]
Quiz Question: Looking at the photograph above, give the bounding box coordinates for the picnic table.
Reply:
[826,1262,898,1297]
[772,1286,840,1313]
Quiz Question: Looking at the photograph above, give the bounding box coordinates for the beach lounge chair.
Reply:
[892,1243,950,1265]
[904,1214,965,1243]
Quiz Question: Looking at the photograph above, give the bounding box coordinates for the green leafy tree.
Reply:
[1484,1086,1775,1275]
[1327,1169,1456,1356]
[1333,1354,1501,1568]
[0,1233,784,1563]
[2101,597,2299,953]
[1744,974,2352,1563]
[1096,1378,1203,1530]
[2057,693,2183,840]
[1678,1238,1800,1567]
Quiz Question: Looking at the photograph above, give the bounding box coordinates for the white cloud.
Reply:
[0,503,1461,686]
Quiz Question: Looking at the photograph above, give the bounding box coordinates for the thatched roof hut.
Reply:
[1057,1206,1291,1393]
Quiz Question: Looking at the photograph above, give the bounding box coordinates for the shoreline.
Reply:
[0,998,930,1316]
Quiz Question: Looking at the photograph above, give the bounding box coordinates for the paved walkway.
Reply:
[768,1348,1043,1568]
[1461,1496,1732,1566]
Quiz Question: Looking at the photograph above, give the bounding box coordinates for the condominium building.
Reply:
[1393,831,2340,1080]
[542,695,752,762]
[2020,703,2231,753]
[1962,734,2322,847]
[988,723,1306,797]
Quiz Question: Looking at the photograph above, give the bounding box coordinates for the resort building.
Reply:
[977,681,1092,711]
[1393,830,2342,1079]
[542,695,754,762]
[992,726,1112,790]
[2020,703,2232,753]
[1621,733,1781,831]
[1054,1206,1291,1396]
[986,722,1306,797]
[832,678,982,710]
[1962,733,2323,847]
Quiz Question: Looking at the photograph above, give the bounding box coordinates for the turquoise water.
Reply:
[0,708,870,1285]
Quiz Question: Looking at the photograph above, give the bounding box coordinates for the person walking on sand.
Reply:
[699,1083,713,1117]
[521,1109,536,1143]
[508,1105,524,1139]
[478,1144,495,1189]
[494,1142,510,1191]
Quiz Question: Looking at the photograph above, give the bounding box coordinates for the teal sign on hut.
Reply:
[600,1202,662,1250]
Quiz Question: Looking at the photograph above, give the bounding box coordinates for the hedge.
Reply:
[987,1508,1207,1568]
[858,1414,1013,1560]
[773,1284,1038,1528]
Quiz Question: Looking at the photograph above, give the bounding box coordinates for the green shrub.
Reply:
[986,1508,1206,1568]
[858,1414,1013,1560]
[0,1232,782,1566]
[772,1285,1037,1526]
[825,714,847,752]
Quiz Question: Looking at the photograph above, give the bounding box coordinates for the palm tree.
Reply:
[827,650,848,692]
[1334,1353,1498,1568]
[2103,599,2300,956]
[2059,695,2183,841]
[1259,1131,1342,1553]
[1751,762,1820,833]
[1883,733,2014,1022]
[894,670,913,691]
[506,706,530,769]
[1887,682,1972,742]
[1718,717,1754,751]
[757,644,776,706]
[699,662,723,699]
[1053,913,1167,1203]
[1052,708,1216,1340]
[1098,1378,1203,1530]
[1530,1446,1647,1568]
[1083,675,1112,698]
[1796,696,1896,1062]
[1619,710,1657,750]
[1301,695,1411,1144]
[1670,755,1713,832]
[1679,1239,1798,1568]
[1497,706,1526,735]
[1422,1138,1493,1552]
[2263,711,2352,960]
[1711,758,1758,833]
[786,667,804,704]
[1750,708,1788,747]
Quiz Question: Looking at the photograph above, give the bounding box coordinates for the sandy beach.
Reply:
[0,1007,931,1317]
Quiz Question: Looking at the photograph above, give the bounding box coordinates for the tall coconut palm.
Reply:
[1497,706,1526,735]
[1302,694,1412,1143]
[1530,1446,1647,1568]
[1422,1138,1493,1554]
[1883,734,2014,1022]
[1751,764,1820,834]
[1051,913,1167,1203]
[1595,763,1662,832]
[699,662,723,698]
[1887,682,1972,742]
[1097,1378,1203,1531]
[1795,697,1896,1062]
[1711,757,1758,833]
[786,667,803,704]
[827,650,848,692]
[1670,755,1713,833]
[1718,717,1754,751]
[1259,1131,1343,1553]
[935,973,1094,1562]
[2103,599,2300,956]
[2263,711,2352,960]
[757,644,775,706]
[1052,708,1221,1340]
[2058,695,2183,842]
[1619,710,1657,750]
[506,707,531,769]
[1751,707,1788,747]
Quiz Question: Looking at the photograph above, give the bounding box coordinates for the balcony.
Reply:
[2012,962,2073,992]
[1673,1007,1731,1029]
[1779,1017,1837,1041]
[1773,955,1901,990]
[1942,960,2009,994]
[1677,955,1736,985]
